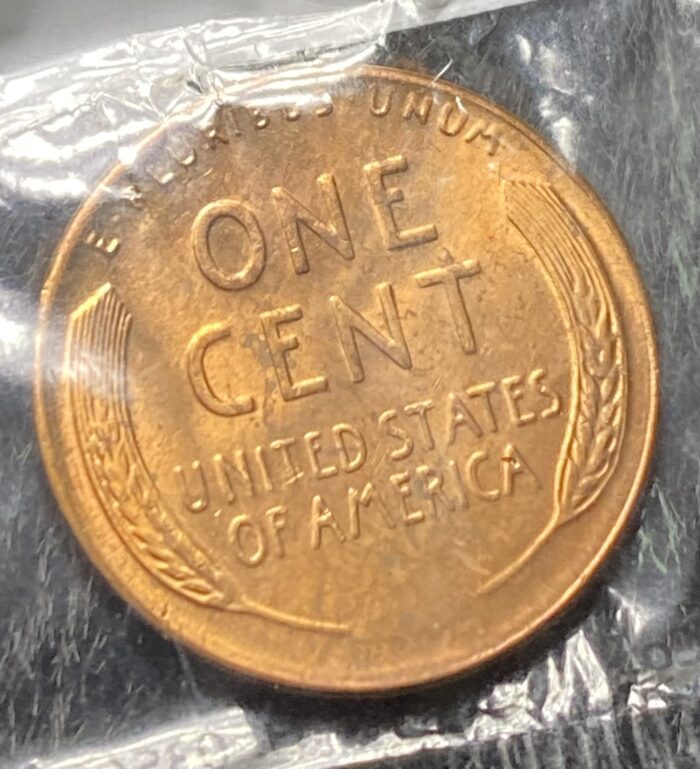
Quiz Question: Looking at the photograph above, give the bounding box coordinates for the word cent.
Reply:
[35,66,658,691]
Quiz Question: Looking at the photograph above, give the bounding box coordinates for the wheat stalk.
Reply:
[67,285,233,608]
[65,284,347,634]
[507,182,626,523]
[479,181,627,593]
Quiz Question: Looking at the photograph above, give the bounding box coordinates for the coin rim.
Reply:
[33,64,660,693]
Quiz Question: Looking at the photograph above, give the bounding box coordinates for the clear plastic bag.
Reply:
[2,0,698,766]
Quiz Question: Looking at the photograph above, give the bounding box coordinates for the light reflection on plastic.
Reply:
[551,116,576,163]
[0,68,62,108]
[0,315,26,360]
[0,169,88,199]
[515,34,532,65]
[3,122,154,164]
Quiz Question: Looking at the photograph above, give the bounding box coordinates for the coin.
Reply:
[35,65,658,692]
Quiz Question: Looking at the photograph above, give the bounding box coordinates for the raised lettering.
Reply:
[404,399,436,450]
[416,464,453,515]
[437,99,469,136]
[378,409,414,460]
[330,282,411,383]
[369,83,393,116]
[466,450,500,501]
[228,514,266,566]
[446,391,483,443]
[282,107,301,121]
[464,118,501,155]
[415,258,481,355]
[363,155,438,250]
[174,460,208,513]
[332,424,366,472]
[467,381,498,432]
[213,451,254,502]
[266,506,287,557]
[501,375,536,427]
[304,431,339,480]
[310,495,347,549]
[192,199,265,290]
[348,482,395,539]
[260,305,329,401]
[402,91,432,124]
[254,445,274,492]
[501,443,540,496]
[187,324,254,417]
[272,173,353,274]
[529,368,562,419]
[271,437,304,485]
[314,103,333,117]
[84,229,120,256]
[251,108,269,130]
[448,458,469,511]
[390,471,425,525]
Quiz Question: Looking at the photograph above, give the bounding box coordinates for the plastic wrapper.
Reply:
[1,0,698,766]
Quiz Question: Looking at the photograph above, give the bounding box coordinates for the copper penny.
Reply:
[35,66,658,691]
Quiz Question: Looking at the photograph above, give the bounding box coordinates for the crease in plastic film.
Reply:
[0,0,534,175]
